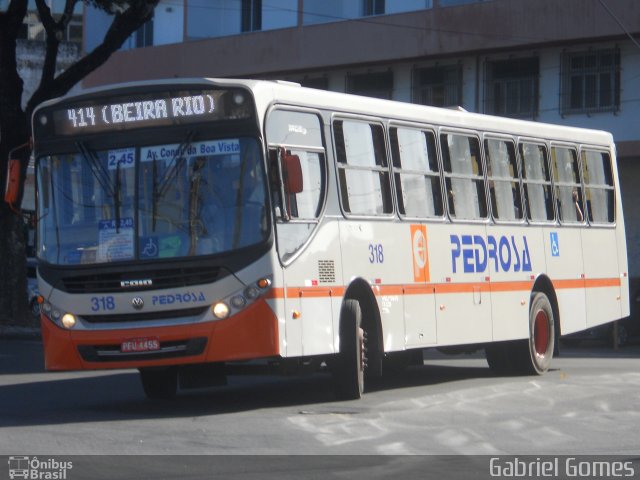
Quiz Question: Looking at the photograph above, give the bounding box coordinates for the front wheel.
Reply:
[333,299,365,400]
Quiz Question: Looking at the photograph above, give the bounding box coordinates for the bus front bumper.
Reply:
[40,299,280,371]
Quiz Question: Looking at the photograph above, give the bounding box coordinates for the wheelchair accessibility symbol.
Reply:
[141,236,159,258]
[550,232,560,257]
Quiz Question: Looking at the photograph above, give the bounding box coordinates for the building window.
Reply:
[242,0,262,32]
[363,0,385,16]
[16,3,83,44]
[485,57,538,119]
[412,65,462,107]
[135,16,154,48]
[561,48,620,115]
[346,71,393,100]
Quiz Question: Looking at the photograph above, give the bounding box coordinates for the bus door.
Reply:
[579,148,622,326]
[266,109,338,357]
[388,125,441,348]
[547,145,588,334]
[484,137,533,342]
[434,132,493,345]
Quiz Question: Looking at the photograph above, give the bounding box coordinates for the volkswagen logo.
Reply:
[131,297,144,310]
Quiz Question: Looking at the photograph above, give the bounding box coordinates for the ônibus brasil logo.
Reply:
[8,456,72,480]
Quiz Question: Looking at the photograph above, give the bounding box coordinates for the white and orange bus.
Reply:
[27,78,628,399]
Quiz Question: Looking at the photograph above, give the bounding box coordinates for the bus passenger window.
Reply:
[390,127,443,218]
[582,149,615,223]
[485,138,522,222]
[440,133,486,220]
[334,119,393,216]
[552,146,583,224]
[520,142,554,222]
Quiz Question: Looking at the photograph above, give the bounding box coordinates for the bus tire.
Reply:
[515,292,555,375]
[333,299,365,400]
[139,367,178,399]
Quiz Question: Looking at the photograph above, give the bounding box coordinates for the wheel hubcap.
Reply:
[534,310,550,356]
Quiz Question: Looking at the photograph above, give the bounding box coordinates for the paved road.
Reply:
[1,337,639,459]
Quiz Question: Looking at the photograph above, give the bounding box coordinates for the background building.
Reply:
[82,0,640,293]
[0,0,83,107]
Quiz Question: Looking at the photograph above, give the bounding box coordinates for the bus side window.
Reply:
[582,149,615,224]
[390,126,443,218]
[551,145,583,224]
[440,132,487,220]
[520,142,554,222]
[485,138,522,222]
[334,119,393,216]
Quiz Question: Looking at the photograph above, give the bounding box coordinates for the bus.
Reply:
[26,78,628,399]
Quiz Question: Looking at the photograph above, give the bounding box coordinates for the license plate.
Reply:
[121,337,160,353]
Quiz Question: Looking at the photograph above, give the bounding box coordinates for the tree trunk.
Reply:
[1,8,31,327]
[0,202,29,326]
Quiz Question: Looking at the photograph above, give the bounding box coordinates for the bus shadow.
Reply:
[0,362,495,428]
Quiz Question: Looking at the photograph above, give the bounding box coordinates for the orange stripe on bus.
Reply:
[553,277,621,290]
[266,276,620,300]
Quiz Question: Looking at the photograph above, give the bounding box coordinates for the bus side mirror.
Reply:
[4,158,22,209]
[282,152,303,194]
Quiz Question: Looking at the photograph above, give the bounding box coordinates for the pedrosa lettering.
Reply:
[451,234,532,273]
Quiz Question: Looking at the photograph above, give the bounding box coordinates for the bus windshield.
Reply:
[37,136,268,265]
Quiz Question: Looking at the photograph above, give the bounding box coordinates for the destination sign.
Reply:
[38,88,254,137]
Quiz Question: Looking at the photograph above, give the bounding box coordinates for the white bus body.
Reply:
[31,78,628,399]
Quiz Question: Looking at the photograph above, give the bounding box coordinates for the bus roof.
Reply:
[36,77,614,147]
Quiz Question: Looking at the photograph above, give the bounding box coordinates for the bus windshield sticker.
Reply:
[98,218,134,262]
[108,148,135,170]
[141,139,241,163]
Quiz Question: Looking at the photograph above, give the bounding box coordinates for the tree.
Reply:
[0,0,159,326]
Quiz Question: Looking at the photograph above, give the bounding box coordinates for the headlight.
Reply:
[61,313,77,329]
[212,302,230,319]
[42,301,78,329]
[211,276,272,320]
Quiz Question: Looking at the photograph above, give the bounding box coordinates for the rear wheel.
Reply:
[486,292,555,376]
[333,299,365,400]
[139,367,178,399]
[515,292,555,375]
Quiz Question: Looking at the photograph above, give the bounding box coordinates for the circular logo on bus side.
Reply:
[132,297,144,310]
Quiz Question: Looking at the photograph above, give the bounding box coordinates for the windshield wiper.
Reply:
[76,141,123,231]
[76,141,114,198]
[114,161,122,233]
[152,130,195,231]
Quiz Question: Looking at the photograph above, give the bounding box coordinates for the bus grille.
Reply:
[61,266,223,293]
[82,306,209,324]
